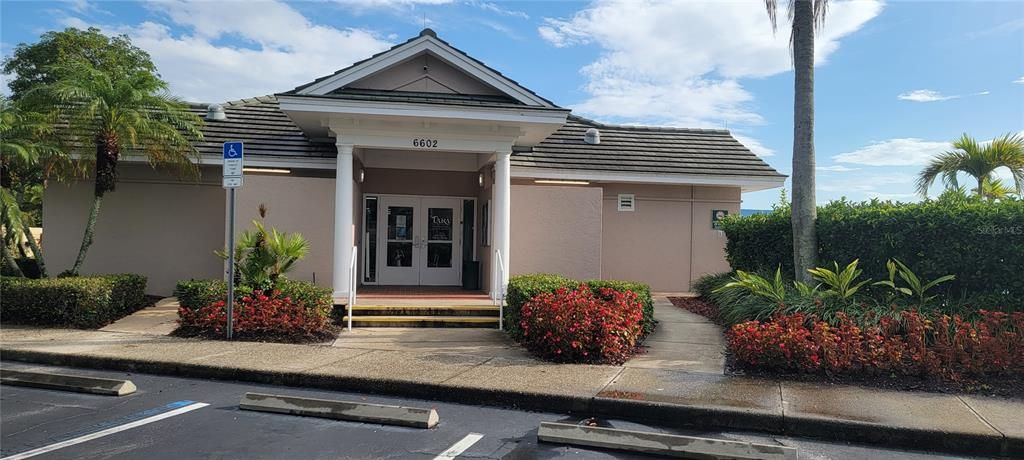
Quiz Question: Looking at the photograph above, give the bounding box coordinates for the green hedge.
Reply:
[719,199,1024,304]
[1,274,147,328]
[173,278,331,312]
[174,279,227,310]
[505,273,655,340]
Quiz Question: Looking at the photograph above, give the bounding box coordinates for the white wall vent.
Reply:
[617,193,635,212]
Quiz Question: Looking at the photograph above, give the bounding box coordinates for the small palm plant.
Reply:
[714,267,787,304]
[807,260,870,300]
[218,205,310,291]
[22,62,203,275]
[873,258,955,305]
[0,95,68,277]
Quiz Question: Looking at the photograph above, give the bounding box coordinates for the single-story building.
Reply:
[43,28,784,298]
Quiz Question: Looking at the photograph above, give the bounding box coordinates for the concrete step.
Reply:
[340,315,499,328]
[349,305,499,317]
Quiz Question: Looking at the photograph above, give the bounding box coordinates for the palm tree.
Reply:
[765,0,828,282]
[916,133,1024,200]
[23,62,203,275]
[0,95,68,277]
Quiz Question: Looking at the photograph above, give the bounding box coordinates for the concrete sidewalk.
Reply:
[2,328,1021,456]
[1,299,1021,457]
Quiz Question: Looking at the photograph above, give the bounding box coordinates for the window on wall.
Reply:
[617,193,635,212]
[363,196,378,283]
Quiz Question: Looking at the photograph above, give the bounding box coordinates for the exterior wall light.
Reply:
[534,179,590,185]
[359,168,365,183]
[242,167,290,174]
[478,172,485,187]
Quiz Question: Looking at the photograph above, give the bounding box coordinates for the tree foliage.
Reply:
[917,132,1024,199]
[3,27,157,100]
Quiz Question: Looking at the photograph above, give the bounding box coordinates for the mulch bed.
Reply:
[171,325,339,345]
[668,296,1024,399]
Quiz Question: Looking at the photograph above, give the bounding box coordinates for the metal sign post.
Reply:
[223,141,244,340]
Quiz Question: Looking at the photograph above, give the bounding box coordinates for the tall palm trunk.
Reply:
[69,133,118,275]
[791,0,818,283]
[1,203,25,277]
[19,219,46,277]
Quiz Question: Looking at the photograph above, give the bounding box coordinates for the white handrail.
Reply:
[494,249,505,331]
[348,245,357,331]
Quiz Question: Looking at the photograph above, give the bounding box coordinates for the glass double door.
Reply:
[378,196,462,286]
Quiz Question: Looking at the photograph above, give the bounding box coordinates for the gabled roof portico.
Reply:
[276,29,570,303]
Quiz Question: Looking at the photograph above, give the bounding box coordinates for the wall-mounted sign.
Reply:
[412,138,439,148]
[712,209,729,230]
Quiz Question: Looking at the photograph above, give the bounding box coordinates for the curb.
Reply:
[1,348,1017,457]
[0,368,137,396]
[240,392,439,428]
[538,421,797,459]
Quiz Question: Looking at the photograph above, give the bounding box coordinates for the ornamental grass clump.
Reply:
[518,284,644,365]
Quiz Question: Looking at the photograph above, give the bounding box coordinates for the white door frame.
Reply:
[367,193,476,286]
[378,195,421,285]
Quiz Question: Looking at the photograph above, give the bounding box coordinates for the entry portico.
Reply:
[277,29,571,299]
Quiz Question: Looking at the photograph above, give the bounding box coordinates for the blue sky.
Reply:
[2,0,1022,209]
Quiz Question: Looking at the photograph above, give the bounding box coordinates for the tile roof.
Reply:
[282,28,560,108]
[188,96,334,159]
[190,97,782,181]
[512,115,784,178]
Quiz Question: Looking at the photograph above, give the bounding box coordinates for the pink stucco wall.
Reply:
[42,164,225,295]
[600,184,693,291]
[509,184,603,280]
[234,172,337,289]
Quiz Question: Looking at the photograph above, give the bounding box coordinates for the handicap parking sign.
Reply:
[223,141,244,189]
[223,141,243,159]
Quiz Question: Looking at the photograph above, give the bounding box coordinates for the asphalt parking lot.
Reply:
[0,362,985,459]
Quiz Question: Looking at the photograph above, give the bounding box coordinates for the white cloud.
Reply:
[333,0,453,10]
[833,138,949,166]
[60,1,393,102]
[473,1,528,19]
[818,173,913,194]
[897,89,990,102]
[897,89,957,102]
[538,0,883,128]
[1014,76,1024,84]
[732,134,774,157]
[817,165,860,172]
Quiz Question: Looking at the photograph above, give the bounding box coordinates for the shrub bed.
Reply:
[174,279,227,310]
[1,274,148,328]
[173,278,333,342]
[719,199,1024,304]
[177,290,332,342]
[728,310,1024,381]
[519,284,645,364]
[505,273,654,340]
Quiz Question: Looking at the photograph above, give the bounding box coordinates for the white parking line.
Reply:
[433,433,484,460]
[1,402,209,460]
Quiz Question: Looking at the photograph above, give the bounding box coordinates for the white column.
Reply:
[332,142,355,299]
[492,150,512,298]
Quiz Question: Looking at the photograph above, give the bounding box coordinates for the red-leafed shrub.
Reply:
[518,284,644,364]
[177,290,332,342]
[728,310,1024,380]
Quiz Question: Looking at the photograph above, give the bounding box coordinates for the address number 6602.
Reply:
[413,139,438,148]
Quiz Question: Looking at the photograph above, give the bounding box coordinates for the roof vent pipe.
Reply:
[206,104,226,121]
[584,128,600,145]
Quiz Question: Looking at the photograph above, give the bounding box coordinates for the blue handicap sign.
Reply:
[223,141,243,159]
